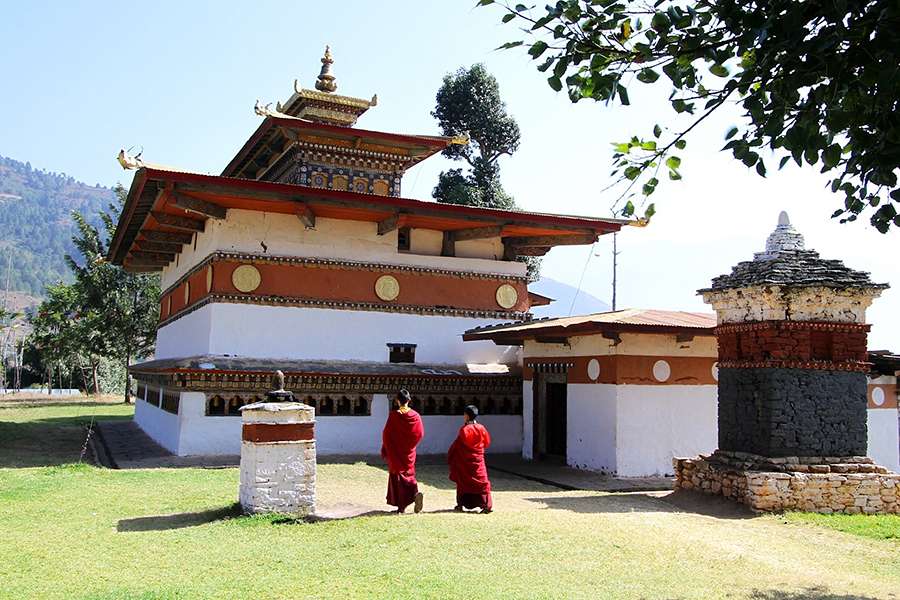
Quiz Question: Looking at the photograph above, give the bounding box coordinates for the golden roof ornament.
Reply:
[315,45,337,93]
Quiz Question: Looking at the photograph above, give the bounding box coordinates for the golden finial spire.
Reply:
[315,45,337,93]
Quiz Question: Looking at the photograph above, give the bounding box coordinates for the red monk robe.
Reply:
[448,422,493,512]
[381,407,425,512]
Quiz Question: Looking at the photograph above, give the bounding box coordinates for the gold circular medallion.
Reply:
[495,283,519,309]
[206,265,213,293]
[374,275,400,301]
[184,281,191,305]
[232,264,261,293]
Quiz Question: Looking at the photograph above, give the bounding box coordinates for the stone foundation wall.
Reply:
[674,451,899,514]
[718,368,867,457]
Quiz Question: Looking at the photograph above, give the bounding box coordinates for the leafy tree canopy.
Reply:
[484,0,900,232]
[30,184,159,400]
[432,64,541,279]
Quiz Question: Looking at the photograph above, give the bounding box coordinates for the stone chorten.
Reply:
[699,212,888,458]
[674,213,898,514]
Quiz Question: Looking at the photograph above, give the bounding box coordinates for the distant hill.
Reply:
[529,277,611,318]
[0,155,114,295]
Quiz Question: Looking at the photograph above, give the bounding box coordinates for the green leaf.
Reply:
[617,85,630,106]
[725,126,739,140]
[674,140,686,150]
[636,68,660,84]
[642,182,656,196]
[778,156,790,170]
[502,13,516,23]
[624,166,641,180]
[477,0,494,5]
[653,125,662,138]
[547,76,562,91]
[668,169,682,180]
[756,161,766,177]
[495,41,524,50]
[644,203,656,219]
[665,156,681,170]
[528,41,549,59]
[651,12,670,32]
[822,144,842,169]
[622,200,635,216]
[709,63,729,77]
[640,141,657,151]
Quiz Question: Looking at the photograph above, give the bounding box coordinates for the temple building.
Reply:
[108,48,626,456]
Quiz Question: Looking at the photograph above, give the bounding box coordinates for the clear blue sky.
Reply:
[1,1,896,347]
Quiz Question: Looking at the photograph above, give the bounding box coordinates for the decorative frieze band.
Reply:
[163,251,527,297]
[715,321,871,334]
[132,371,523,397]
[159,251,529,327]
[159,294,529,329]
[524,355,718,385]
[717,360,871,372]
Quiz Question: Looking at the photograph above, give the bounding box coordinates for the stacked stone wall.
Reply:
[674,452,899,514]
[716,321,869,364]
[718,368,867,457]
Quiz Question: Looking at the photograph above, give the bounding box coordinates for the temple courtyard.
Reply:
[1,397,898,599]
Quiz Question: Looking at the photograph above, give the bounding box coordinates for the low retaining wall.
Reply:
[674,450,899,514]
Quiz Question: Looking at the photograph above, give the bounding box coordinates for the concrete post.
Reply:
[238,400,316,516]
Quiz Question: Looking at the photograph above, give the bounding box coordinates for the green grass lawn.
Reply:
[1,400,899,599]
[783,511,900,540]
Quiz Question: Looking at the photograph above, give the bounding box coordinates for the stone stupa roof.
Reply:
[699,212,889,293]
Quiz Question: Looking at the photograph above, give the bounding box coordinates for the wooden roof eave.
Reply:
[463,322,716,345]
[221,117,455,179]
[109,169,629,266]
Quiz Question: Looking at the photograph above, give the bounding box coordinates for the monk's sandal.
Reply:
[414,492,424,514]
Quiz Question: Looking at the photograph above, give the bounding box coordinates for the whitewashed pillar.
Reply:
[238,401,316,516]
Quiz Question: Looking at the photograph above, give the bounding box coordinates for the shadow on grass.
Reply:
[0,415,129,468]
[0,400,129,410]
[524,490,757,519]
[749,588,883,599]
[117,503,243,532]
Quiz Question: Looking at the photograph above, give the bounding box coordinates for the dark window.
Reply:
[207,395,226,416]
[388,343,416,364]
[161,389,180,414]
[397,226,411,252]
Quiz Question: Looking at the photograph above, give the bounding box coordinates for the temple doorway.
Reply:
[533,373,568,460]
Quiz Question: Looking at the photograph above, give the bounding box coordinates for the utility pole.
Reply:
[611,232,621,311]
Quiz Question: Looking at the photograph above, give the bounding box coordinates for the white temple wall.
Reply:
[565,384,618,473]
[867,408,900,472]
[160,211,523,289]
[140,392,522,457]
[134,398,181,454]
[615,385,718,477]
[156,303,520,365]
[155,305,213,359]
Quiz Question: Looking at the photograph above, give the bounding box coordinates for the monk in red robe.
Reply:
[448,405,492,513]
[381,389,425,513]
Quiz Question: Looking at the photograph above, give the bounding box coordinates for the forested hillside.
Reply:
[0,155,114,295]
